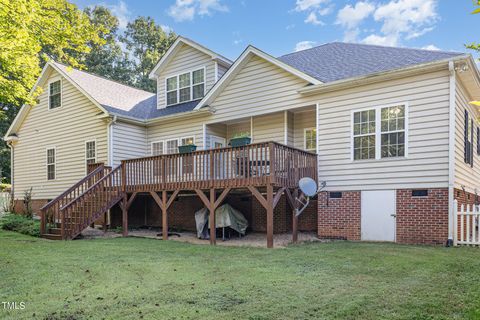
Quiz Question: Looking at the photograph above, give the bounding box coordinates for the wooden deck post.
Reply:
[209,188,216,245]
[266,184,274,248]
[162,190,168,240]
[121,196,128,237]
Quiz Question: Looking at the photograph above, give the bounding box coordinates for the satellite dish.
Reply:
[299,177,318,197]
[295,177,326,217]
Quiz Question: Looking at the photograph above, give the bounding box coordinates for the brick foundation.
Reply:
[317,191,361,240]
[14,199,49,216]
[396,188,449,245]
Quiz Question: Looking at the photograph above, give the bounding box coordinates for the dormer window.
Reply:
[166,68,205,106]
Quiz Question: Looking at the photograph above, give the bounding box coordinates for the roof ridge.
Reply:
[278,41,464,59]
[52,61,155,96]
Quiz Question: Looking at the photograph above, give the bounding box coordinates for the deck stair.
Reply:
[40,164,124,240]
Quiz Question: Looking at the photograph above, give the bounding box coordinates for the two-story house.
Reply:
[5,36,480,247]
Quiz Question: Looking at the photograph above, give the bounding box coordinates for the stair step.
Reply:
[48,228,62,235]
[42,233,63,240]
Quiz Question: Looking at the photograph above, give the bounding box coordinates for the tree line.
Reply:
[0,0,176,183]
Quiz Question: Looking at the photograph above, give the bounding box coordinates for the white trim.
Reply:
[214,61,219,83]
[202,123,207,150]
[304,127,316,152]
[164,66,206,107]
[149,36,232,79]
[46,146,56,181]
[448,61,457,242]
[47,78,63,110]
[85,139,97,173]
[284,111,288,145]
[194,45,322,110]
[250,116,254,143]
[350,102,409,161]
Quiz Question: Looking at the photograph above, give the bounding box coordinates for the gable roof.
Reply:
[148,36,232,79]
[277,42,464,83]
[194,45,322,109]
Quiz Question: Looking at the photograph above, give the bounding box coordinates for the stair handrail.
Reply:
[60,165,123,239]
[60,165,122,211]
[40,164,109,235]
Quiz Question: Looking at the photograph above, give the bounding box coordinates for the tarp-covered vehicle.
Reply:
[195,204,248,239]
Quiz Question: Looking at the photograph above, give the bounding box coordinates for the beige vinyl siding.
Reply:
[286,111,294,146]
[252,112,284,143]
[454,79,480,193]
[156,44,216,109]
[218,63,229,80]
[147,116,206,151]
[316,69,451,191]
[294,110,316,149]
[226,121,251,142]
[210,55,313,122]
[112,121,147,166]
[13,70,108,200]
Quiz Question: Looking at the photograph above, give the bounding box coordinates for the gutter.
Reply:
[298,54,471,96]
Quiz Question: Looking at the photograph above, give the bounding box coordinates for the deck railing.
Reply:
[122,141,317,192]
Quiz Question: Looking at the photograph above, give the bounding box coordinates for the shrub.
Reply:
[0,214,40,237]
[23,188,33,218]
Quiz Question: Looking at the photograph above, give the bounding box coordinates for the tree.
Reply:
[120,17,176,92]
[0,0,104,106]
[79,6,134,85]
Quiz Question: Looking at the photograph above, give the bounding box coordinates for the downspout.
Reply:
[7,141,14,206]
[107,116,117,167]
[447,61,456,247]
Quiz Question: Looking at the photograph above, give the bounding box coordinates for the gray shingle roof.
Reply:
[277,42,464,83]
[52,42,466,121]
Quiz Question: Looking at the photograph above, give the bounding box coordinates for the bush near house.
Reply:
[0,213,40,237]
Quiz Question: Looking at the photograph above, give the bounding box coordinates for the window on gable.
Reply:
[49,80,61,109]
[152,141,164,156]
[352,104,407,160]
[304,128,316,152]
[46,148,56,180]
[85,141,96,166]
[165,68,205,106]
[353,109,376,160]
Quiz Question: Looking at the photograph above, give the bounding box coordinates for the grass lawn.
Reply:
[1,231,480,320]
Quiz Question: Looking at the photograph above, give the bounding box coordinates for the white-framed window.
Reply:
[49,80,62,109]
[352,103,408,161]
[85,140,96,166]
[181,136,195,146]
[151,141,164,156]
[165,68,205,106]
[166,139,179,154]
[304,128,317,152]
[46,147,56,180]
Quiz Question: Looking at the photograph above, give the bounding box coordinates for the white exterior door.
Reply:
[211,136,226,149]
[361,190,396,242]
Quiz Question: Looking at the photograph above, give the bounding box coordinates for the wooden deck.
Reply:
[41,142,317,247]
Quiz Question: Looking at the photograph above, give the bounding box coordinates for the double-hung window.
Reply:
[165,68,205,106]
[353,104,407,160]
[49,80,61,109]
[152,141,164,156]
[46,148,56,180]
[166,139,179,154]
[85,141,96,166]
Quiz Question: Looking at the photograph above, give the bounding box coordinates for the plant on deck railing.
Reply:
[229,132,251,147]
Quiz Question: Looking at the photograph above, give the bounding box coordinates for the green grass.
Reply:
[1,230,480,320]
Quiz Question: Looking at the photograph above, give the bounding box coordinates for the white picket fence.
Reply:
[454,199,480,246]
